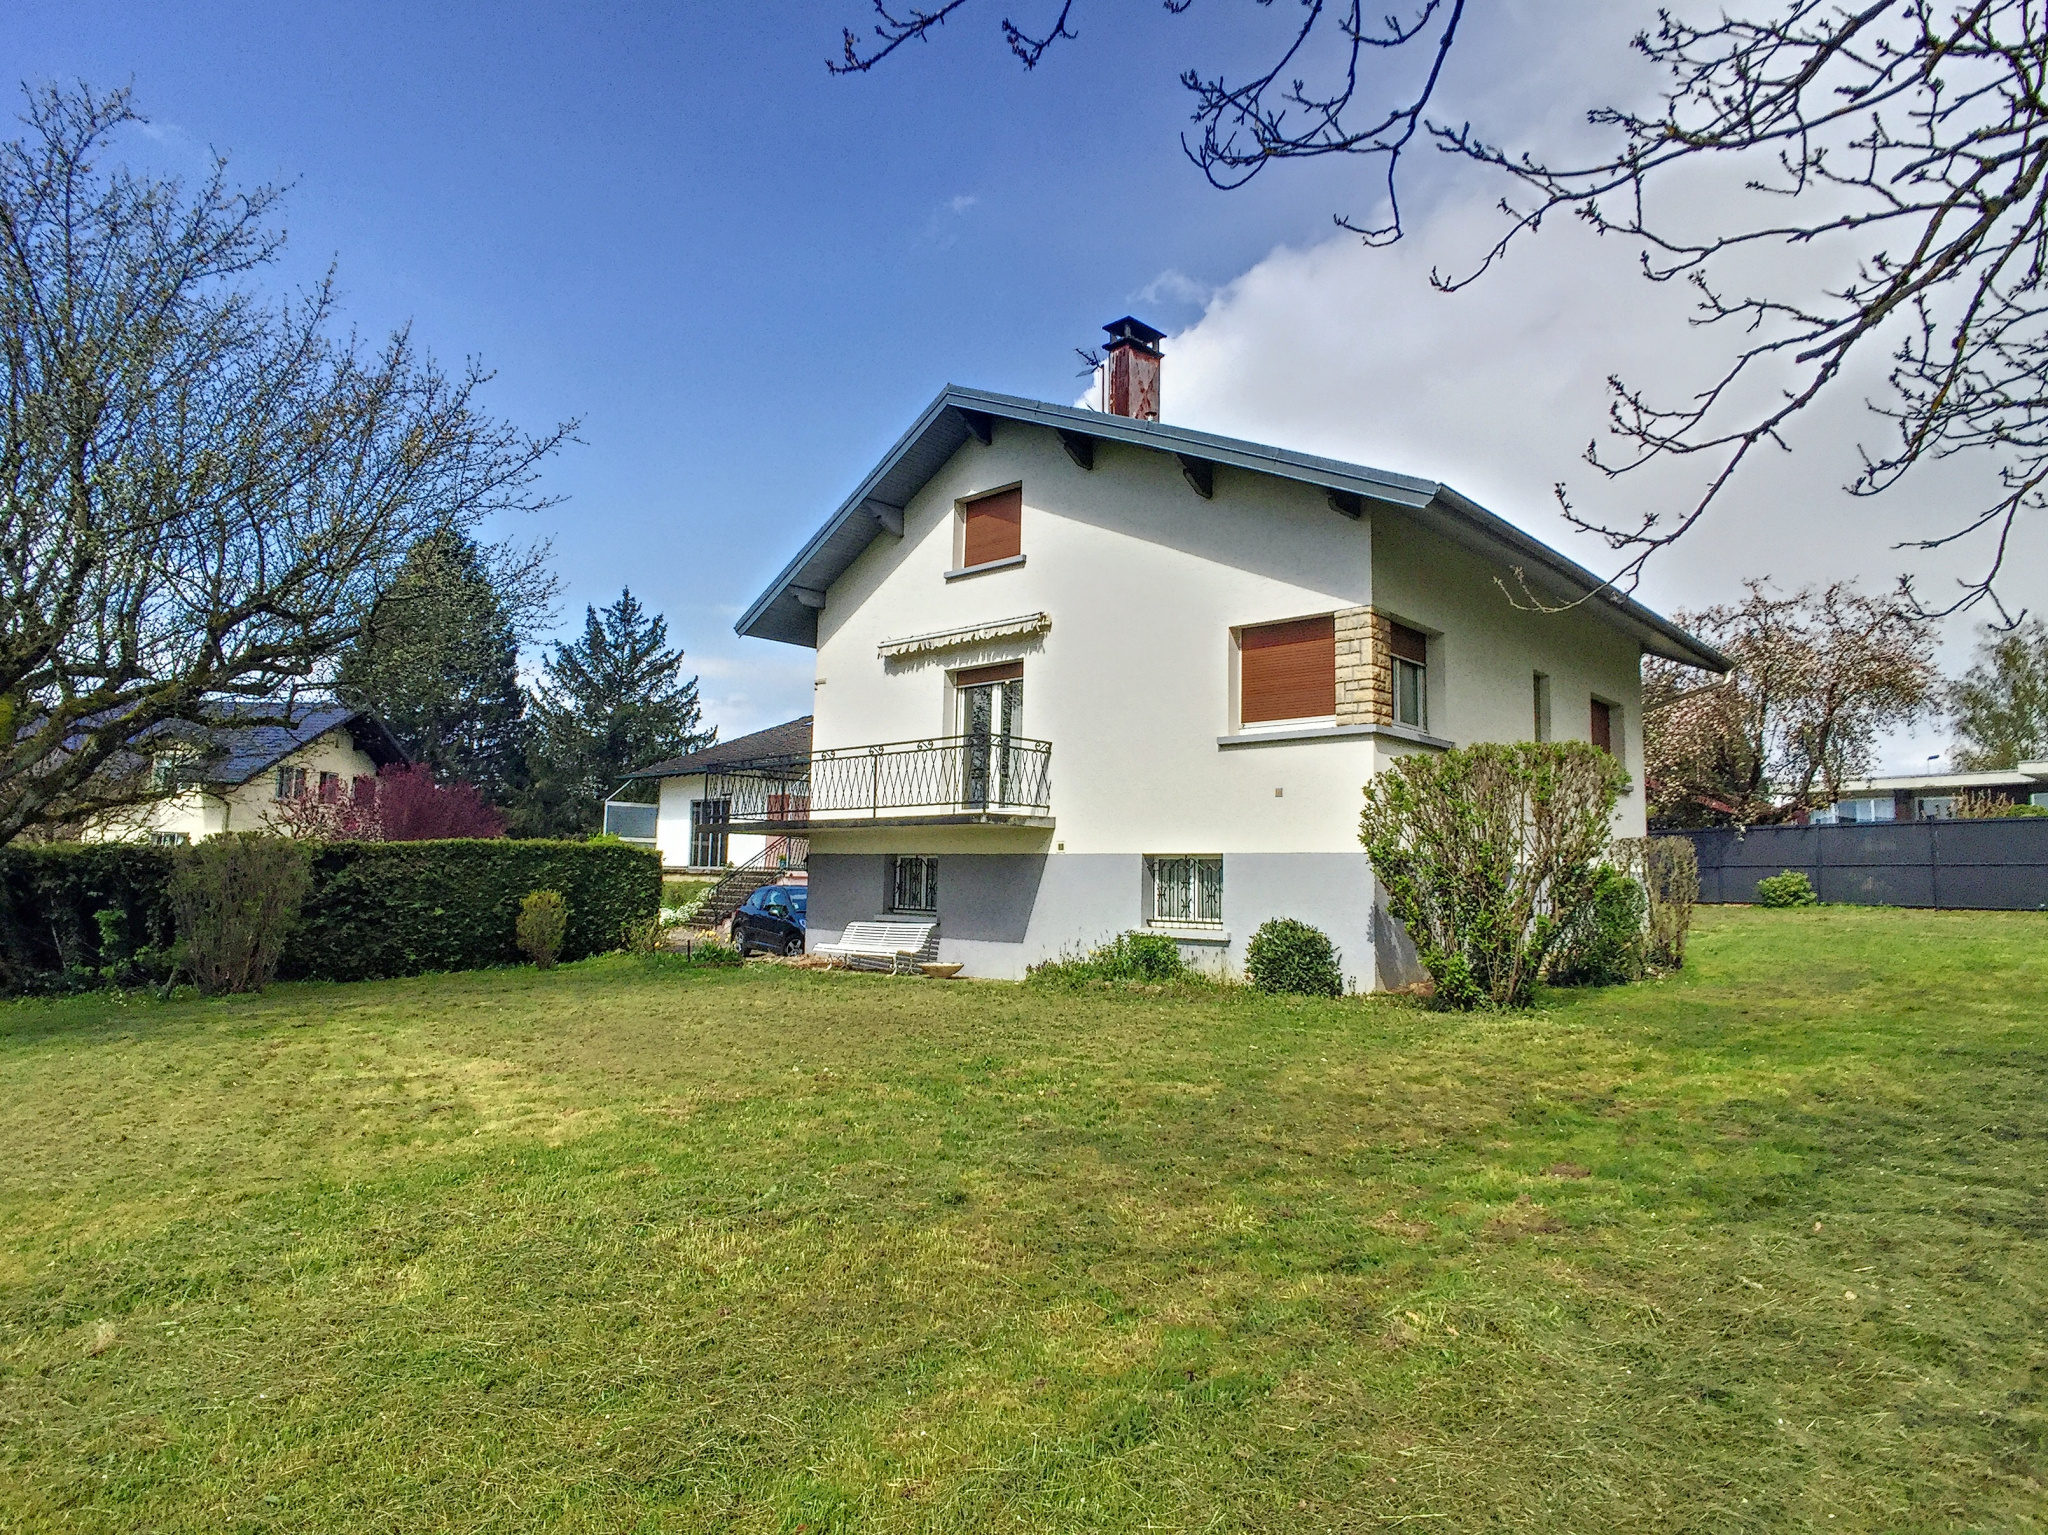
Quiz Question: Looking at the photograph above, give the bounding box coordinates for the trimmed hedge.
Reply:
[0,839,661,992]
[284,840,659,981]
[0,843,180,991]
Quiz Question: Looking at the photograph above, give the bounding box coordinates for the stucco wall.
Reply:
[790,417,1657,982]
[220,730,383,835]
[654,773,775,871]
[1369,515,1648,836]
[807,419,1650,860]
[807,848,1384,987]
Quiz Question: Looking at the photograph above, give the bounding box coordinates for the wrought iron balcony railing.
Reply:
[703,734,1052,828]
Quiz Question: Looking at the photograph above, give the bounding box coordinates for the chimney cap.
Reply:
[1103,315,1166,348]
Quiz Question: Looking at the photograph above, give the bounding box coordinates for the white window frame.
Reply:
[1146,855,1223,928]
[274,765,307,800]
[890,855,938,914]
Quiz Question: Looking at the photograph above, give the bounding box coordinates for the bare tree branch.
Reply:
[0,83,573,844]
[829,0,2048,619]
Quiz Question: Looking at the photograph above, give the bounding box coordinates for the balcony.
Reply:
[704,734,1053,832]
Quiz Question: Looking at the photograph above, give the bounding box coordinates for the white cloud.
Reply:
[1133,268,1214,309]
[1131,36,2048,775]
[921,193,980,248]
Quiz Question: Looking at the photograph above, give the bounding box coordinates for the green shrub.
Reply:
[168,835,313,995]
[1550,866,1647,987]
[0,838,661,992]
[671,936,742,968]
[1244,917,1343,997]
[1359,741,1631,1009]
[516,890,568,969]
[1029,930,1188,986]
[1623,835,1699,969]
[619,914,665,955]
[1755,869,1819,907]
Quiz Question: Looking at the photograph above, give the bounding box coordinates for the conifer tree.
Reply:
[521,589,713,835]
[335,530,545,803]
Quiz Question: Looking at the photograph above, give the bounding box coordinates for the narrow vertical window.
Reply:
[1240,616,1336,724]
[1390,623,1428,730]
[961,486,1022,567]
[1532,672,1552,742]
[1590,698,1614,755]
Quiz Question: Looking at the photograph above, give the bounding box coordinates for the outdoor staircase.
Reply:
[687,840,807,931]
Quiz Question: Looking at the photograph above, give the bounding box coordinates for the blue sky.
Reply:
[7,3,2034,767]
[6,2,1391,731]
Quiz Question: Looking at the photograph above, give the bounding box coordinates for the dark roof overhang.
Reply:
[734,386,1731,674]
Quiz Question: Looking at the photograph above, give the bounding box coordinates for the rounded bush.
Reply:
[1550,865,1647,986]
[516,888,569,968]
[1245,918,1343,997]
[1754,869,1818,908]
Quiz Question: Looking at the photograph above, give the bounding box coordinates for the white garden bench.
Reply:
[813,920,939,974]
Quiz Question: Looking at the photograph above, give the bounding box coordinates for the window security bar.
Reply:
[703,734,1052,825]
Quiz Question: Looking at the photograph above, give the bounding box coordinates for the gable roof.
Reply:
[163,701,411,786]
[623,716,813,780]
[735,386,1730,672]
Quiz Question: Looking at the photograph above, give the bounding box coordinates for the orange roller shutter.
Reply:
[962,487,1022,566]
[1241,615,1336,723]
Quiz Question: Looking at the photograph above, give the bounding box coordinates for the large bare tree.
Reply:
[1644,580,1939,825]
[832,1,2048,619]
[0,84,569,845]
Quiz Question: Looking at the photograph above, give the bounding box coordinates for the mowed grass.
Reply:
[1,909,2043,1533]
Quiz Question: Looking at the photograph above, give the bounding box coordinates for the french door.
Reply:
[690,797,730,867]
[960,674,1023,808]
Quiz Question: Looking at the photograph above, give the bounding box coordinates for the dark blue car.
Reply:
[732,884,806,957]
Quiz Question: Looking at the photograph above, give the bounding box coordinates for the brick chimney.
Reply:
[1102,316,1164,420]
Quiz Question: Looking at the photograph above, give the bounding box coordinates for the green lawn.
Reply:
[1,908,2043,1533]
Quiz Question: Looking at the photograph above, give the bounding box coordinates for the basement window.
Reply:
[891,855,938,914]
[1147,856,1223,927]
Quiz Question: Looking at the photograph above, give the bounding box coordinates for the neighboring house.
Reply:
[1810,763,2048,824]
[725,318,1728,985]
[83,702,410,845]
[612,717,814,873]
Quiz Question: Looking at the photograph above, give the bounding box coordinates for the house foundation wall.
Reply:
[807,850,1388,989]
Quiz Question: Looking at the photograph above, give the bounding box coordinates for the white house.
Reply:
[1810,763,2048,824]
[83,702,410,845]
[612,717,813,874]
[728,319,1728,986]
